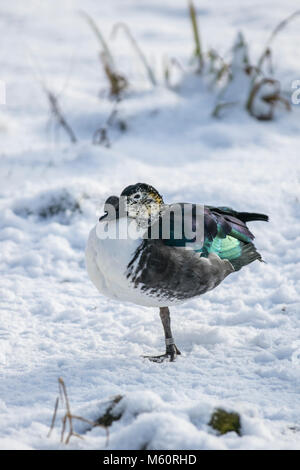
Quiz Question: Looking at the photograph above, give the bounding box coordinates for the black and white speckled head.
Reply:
[120,183,164,223]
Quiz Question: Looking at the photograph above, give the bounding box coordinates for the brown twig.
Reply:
[246,78,291,121]
[47,397,59,438]
[111,22,157,86]
[80,11,114,65]
[257,10,300,70]
[100,51,128,98]
[93,100,126,146]
[48,377,109,446]
[188,0,204,72]
[212,101,237,118]
[58,377,76,444]
[81,11,128,98]
[46,91,77,143]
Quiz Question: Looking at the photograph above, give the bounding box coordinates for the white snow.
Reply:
[0,0,300,450]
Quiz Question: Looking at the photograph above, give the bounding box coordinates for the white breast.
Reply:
[85,218,167,307]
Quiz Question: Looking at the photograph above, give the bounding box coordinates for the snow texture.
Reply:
[0,0,300,450]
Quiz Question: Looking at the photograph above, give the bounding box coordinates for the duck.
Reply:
[85,183,268,363]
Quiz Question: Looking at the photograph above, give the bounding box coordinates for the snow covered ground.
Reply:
[0,0,300,450]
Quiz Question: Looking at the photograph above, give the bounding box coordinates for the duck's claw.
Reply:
[143,344,181,363]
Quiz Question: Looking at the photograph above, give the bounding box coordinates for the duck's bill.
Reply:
[99,212,108,221]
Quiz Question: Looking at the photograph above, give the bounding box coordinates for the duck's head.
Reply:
[121,183,164,223]
[99,183,164,224]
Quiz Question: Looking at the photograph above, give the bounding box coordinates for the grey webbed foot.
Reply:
[143,344,181,363]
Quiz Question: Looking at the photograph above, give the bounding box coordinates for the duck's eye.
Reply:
[134,194,141,199]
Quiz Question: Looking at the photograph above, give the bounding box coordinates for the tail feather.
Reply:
[210,206,269,223]
[229,242,263,271]
[236,212,269,223]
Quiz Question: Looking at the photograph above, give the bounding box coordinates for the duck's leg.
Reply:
[143,307,181,363]
[159,307,181,360]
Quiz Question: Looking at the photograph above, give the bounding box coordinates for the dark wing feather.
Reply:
[154,203,268,271]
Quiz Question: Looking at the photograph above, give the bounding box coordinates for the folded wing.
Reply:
[159,204,268,271]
